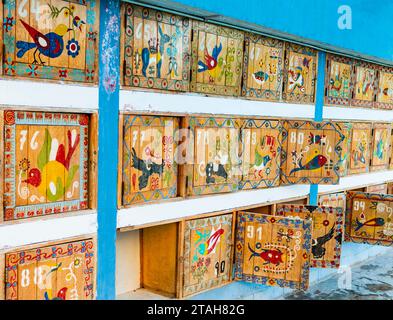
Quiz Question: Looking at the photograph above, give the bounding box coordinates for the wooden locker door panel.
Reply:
[2,0,99,83]
[3,111,89,221]
[325,54,353,106]
[346,191,393,246]
[5,239,95,300]
[276,204,344,268]
[241,33,284,101]
[370,123,391,171]
[280,120,344,184]
[348,123,372,175]
[366,184,388,193]
[282,43,317,103]
[190,21,244,96]
[375,67,393,110]
[122,4,191,91]
[318,192,346,211]
[183,214,233,297]
[351,62,378,108]
[184,116,241,196]
[239,119,282,189]
[122,115,179,205]
[234,212,312,290]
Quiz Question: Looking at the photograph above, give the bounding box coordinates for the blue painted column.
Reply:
[309,51,326,205]
[97,0,121,300]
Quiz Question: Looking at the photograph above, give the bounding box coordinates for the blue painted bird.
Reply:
[16,20,71,65]
[290,154,327,175]
[198,42,222,73]
[72,16,85,31]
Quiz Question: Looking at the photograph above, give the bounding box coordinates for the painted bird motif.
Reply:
[248,243,284,266]
[197,42,222,73]
[288,67,305,93]
[16,20,71,65]
[312,224,335,259]
[252,71,269,85]
[289,154,327,175]
[131,147,164,190]
[253,150,271,171]
[308,132,326,145]
[44,287,67,300]
[24,129,80,202]
[355,217,385,231]
[72,16,86,31]
[196,226,224,256]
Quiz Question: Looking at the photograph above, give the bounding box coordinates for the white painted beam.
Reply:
[323,106,393,121]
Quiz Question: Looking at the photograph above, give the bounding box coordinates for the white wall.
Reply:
[116,230,141,295]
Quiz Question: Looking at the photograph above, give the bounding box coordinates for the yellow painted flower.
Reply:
[64,10,69,18]
[19,158,30,172]
[74,258,81,267]
[70,4,75,13]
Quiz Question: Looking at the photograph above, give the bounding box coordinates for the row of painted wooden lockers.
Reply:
[140,185,393,298]
[1,1,393,109]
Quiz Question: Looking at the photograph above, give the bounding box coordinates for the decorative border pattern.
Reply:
[241,33,284,101]
[5,239,95,300]
[2,0,99,83]
[183,214,233,297]
[234,211,312,290]
[3,110,89,220]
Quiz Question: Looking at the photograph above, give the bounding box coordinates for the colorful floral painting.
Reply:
[2,0,98,82]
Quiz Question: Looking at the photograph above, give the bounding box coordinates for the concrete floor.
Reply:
[286,249,393,300]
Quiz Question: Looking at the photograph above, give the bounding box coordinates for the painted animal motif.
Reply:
[355,217,385,231]
[197,43,222,73]
[330,76,342,92]
[248,243,284,266]
[131,147,164,190]
[252,71,270,85]
[353,143,366,165]
[205,162,228,184]
[72,16,86,32]
[312,224,335,259]
[24,129,80,202]
[196,226,224,255]
[16,20,71,65]
[375,136,385,160]
[308,133,326,145]
[44,287,67,300]
[290,154,327,175]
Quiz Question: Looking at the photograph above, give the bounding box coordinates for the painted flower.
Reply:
[66,39,80,58]
[19,158,30,172]
[74,258,81,268]
[151,177,159,190]
[197,258,204,268]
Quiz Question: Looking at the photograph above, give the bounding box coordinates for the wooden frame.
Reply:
[2,0,100,83]
[121,114,179,205]
[348,122,372,175]
[190,20,244,96]
[2,110,91,221]
[121,3,191,92]
[241,33,284,101]
[370,123,392,172]
[345,191,393,246]
[335,122,352,177]
[375,66,393,110]
[275,204,344,268]
[239,119,283,190]
[280,120,344,184]
[234,211,312,290]
[325,54,354,106]
[282,43,317,103]
[351,60,378,108]
[1,235,96,300]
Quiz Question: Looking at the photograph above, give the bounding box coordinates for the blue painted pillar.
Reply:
[97,0,121,300]
[309,51,326,205]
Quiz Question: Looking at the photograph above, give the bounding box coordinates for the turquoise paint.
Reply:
[97,0,121,300]
[143,0,393,64]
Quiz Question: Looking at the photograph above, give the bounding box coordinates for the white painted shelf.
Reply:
[323,105,393,121]
[0,210,97,251]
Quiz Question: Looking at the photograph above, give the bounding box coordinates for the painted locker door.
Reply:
[280,120,345,184]
[239,119,282,189]
[375,67,393,110]
[241,33,284,101]
[3,111,89,221]
[370,123,392,171]
[336,122,352,177]
[348,123,372,175]
[183,214,233,297]
[234,212,312,290]
[282,43,317,103]
[184,116,241,196]
[2,0,99,83]
[5,239,95,300]
[366,184,388,194]
[122,115,179,205]
[351,61,378,108]
[318,192,346,212]
[325,54,354,106]
[346,191,393,246]
[190,21,244,96]
[122,4,191,91]
[276,204,344,268]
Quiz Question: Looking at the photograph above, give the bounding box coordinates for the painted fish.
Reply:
[354,217,385,231]
[248,243,284,266]
[252,71,269,85]
[289,154,327,175]
[308,132,326,145]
